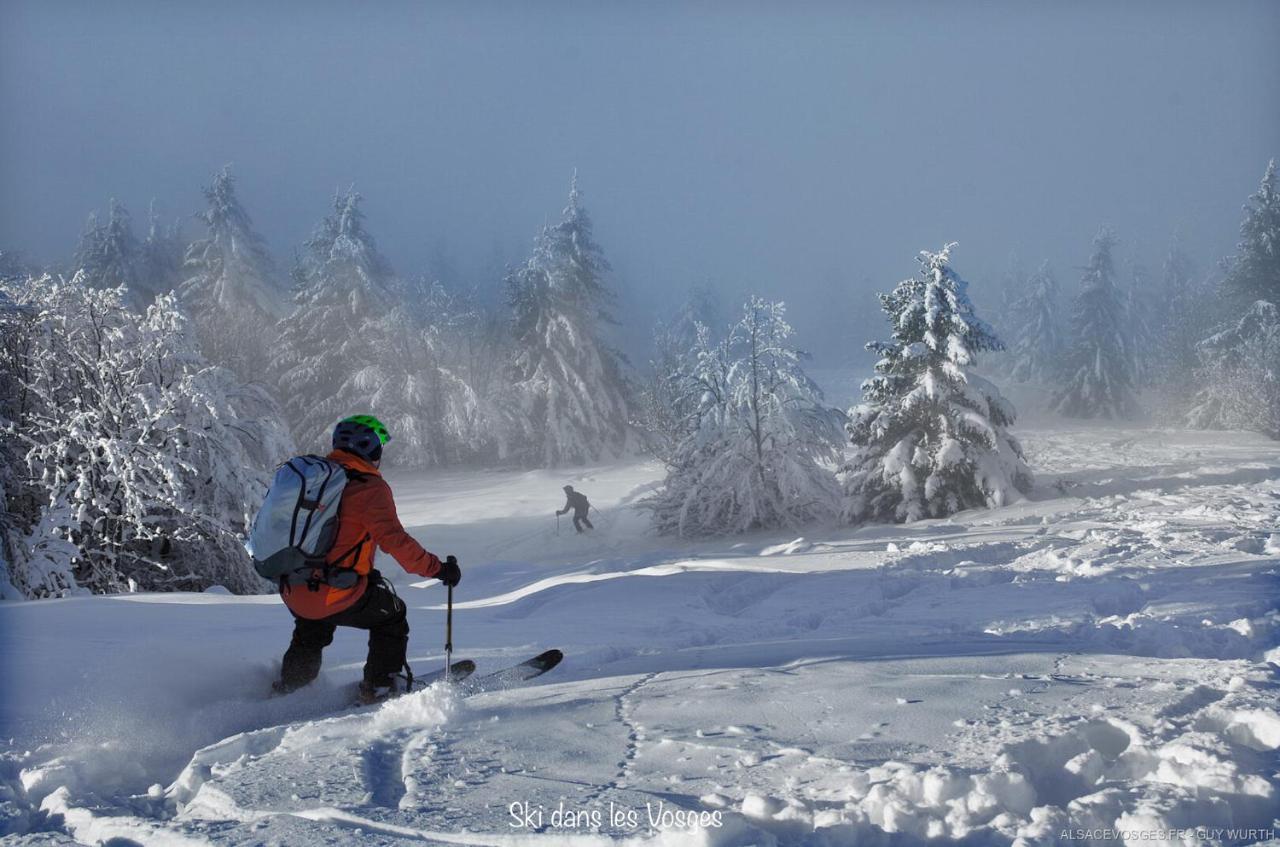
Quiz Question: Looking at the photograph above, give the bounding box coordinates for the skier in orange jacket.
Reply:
[274,415,461,702]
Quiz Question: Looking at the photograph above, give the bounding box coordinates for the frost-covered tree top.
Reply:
[71,200,153,305]
[179,169,282,380]
[1008,260,1061,384]
[1223,159,1280,304]
[663,281,722,351]
[504,175,630,466]
[539,172,614,320]
[139,200,183,297]
[273,190,401,452]
[182,167,279,318]
[297,188,396,308]
[844,244,1031,523]
[865,243,1004,400]
[1051,228,1139,419]
[644,297,843,536]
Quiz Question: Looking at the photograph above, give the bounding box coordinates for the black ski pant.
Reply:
[573,510,593,533]
[280,571,409,690]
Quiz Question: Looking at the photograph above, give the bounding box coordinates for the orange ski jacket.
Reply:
[280,449,442,620]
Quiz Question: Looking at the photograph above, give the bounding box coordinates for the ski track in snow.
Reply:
[3,426,1280,845]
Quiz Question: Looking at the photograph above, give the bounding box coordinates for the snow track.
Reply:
[3,426,1279,844]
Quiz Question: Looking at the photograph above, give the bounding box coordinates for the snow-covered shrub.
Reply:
[0,275,291,597]
[643,297,844,536]
[180,167,284,381]
[1187,300,1280,439]
[842,244,1031,523]
[503,175,631,466]
[1051,228,1140,419]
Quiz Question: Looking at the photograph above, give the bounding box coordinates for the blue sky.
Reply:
[2,0,1277,362]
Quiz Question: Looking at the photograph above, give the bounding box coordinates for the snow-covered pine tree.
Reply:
[842,244,1031,523]
[272,188,400,453]
[1185,162,1280,439]
[1187,300,1280,439]
[1051,229,1139,419]
[1008,260,1062,384]
[1222,160,1280,305]
[644,297,843,536]
[180,168,283,381]
[0,274,291,597]
[504,175,630,466]
[71,199,159,309]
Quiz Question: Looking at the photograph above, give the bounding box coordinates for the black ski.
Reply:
[414,659,477,689]
[464,649,563,695]
[353,659,477,706]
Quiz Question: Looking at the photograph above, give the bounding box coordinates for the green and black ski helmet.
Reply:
[333,414,391,462]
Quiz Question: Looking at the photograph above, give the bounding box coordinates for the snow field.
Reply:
[2,425,1279,845]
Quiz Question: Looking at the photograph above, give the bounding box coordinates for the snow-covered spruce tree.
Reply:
[180,168,283,380]
[0,274,290,597]
[842,244,1031,523]
[1182,162,1280,438]
[643,298,843,536]
[1187,300,1280,438]
[272,189,399,453]
[1007,260,1062,384]
[1051,229,1139,419]
[72,199,162,310]
[503,176,630,466]
[1222,160,1280,305]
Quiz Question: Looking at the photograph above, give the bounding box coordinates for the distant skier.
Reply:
[556,485,594,533]
[272,415,462,703]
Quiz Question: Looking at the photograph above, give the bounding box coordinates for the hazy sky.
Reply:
[2,0,1278,366]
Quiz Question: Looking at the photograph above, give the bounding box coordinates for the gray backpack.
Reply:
[249,456,356,588]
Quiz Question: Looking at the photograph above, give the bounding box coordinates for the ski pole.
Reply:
[445,582,453,681]
[556,513,561,535]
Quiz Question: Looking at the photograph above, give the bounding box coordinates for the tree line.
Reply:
[0,161,1275,597]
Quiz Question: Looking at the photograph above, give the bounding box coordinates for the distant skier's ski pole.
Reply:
[556,513,561,536]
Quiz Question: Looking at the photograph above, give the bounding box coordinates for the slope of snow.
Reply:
[2,426,1278,845]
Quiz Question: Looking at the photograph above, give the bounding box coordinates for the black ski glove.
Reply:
[437,555,461,588]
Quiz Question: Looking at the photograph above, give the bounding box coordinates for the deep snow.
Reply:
[2,425,1279,846]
